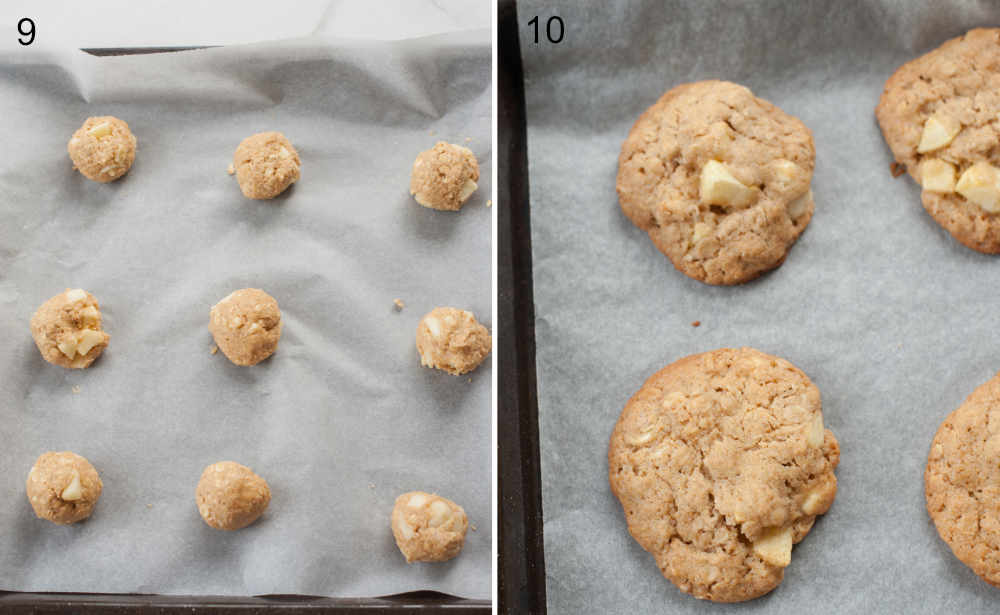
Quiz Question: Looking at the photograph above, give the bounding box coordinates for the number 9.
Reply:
[18,18,35,46]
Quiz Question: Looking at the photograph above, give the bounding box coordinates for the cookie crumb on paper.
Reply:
[393,298,405,312]
[691,320,701,327]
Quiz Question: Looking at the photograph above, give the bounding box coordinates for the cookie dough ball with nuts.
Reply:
[209,288,282,366]
[196,461,271,530]
[409,142,480,211]
[26,451,103,525]
[233,131,301,199]
[391,491,469,562]
[67,116,137,183]
[416,307,491,375]
[30,288,110,369]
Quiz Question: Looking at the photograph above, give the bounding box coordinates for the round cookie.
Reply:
[26,451,103,525]
[67,116,137,183]
[608,348,840,602]
[391,491,469,563]
[409,142,480,211]
[209,288,282,366]
[416,307,491,375]
[925,371,1000,587]
[877,28,1000,253]
[233,132,301,199]
[617,80,815,285]
[30,288,110,369]
[196,461,271,530]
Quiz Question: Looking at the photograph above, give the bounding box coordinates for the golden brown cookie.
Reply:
[416,307,491,375]
[409,142,480,211]
[196,461,271,530]
[233,132,301,199]
[617,80,815,285]
[608,348,840,602]
[26,451,103,525]
[67,116,136,183]
[877,29,1000,253]
[925,371,1000,587]
[209,288,282,366]
[391,491,469,562]
[30,288,110,369]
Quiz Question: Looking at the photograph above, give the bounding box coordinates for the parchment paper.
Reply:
[521,1,1000,612]
[0,29,490,598]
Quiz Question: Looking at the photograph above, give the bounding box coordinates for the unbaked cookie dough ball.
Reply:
[26,451,103,525]
[391,491,469,563]
[409,142,479,211]
[196,461,271,530]
[209,288,282,366]
[30,288,110,369]
[416,307,491,375]
[67,116,136,183]
[233,131,301,199]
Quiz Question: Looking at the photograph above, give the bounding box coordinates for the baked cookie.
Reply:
[617,80,815,285]
[196,461,271,530]
[209,288,282,366]
[416,307,491,375]
[877,29,1000,253]
[925,371,1000,587]
[391,491,469,562]
[30,288,110,369]
[67,116,137,183]
[608,348,840,602]
[233,132,301,199]
[410,142,479,211]
[26,451,103,525]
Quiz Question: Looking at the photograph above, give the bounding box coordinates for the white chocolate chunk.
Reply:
[802,489,826,515]
[787,189,813,219]
[956,162,1000,212]
[428,500,451,527]
[57,338,79,359]
[753,526,793,567]
[80,306,100,326]
[65,289,87,303]
[397,519,415,539]
[278,146,292,159]
[458,179,478,203]
[807,413,825,447]
[407,493,428,509]
[691,222,712,244]
[770,159,803,183]
[624,423,656,446]
[920,159,956,193]
[700,160,754,208]
[76,329,105,356]
[917,113,961,153]
[61,471,83,501]
[87,122,112,139]
[424,317,442,338]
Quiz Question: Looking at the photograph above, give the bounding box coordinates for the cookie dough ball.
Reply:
[196,461,271,530]
[209,288,282,366]
[926,370,1000,587]
[67,116,136,183]
[416,307,491,375]
[26,451,103,525]
[233,132,301,199]
[877,29,1000,253]
[617,80,815,285]
[30,288,110,369]
[608,348,840,602]
[391,491,469,563]
[409,142,480,211]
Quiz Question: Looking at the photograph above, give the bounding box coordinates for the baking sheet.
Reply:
[0,29,491,598]
[521,1,1000,612]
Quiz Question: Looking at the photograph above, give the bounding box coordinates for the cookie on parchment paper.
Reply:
[608,348,840,602]
[617,80,815,285]
[925,370,1000,587]
[877,28,1000,253]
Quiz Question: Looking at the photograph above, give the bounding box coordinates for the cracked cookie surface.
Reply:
[925,371,1000,587]
[877,29,1000,253]
[608,347,839,602]
[616,80,815,285]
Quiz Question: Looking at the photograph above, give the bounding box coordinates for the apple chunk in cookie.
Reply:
[391,491,469,562]
[30,288,110,369]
